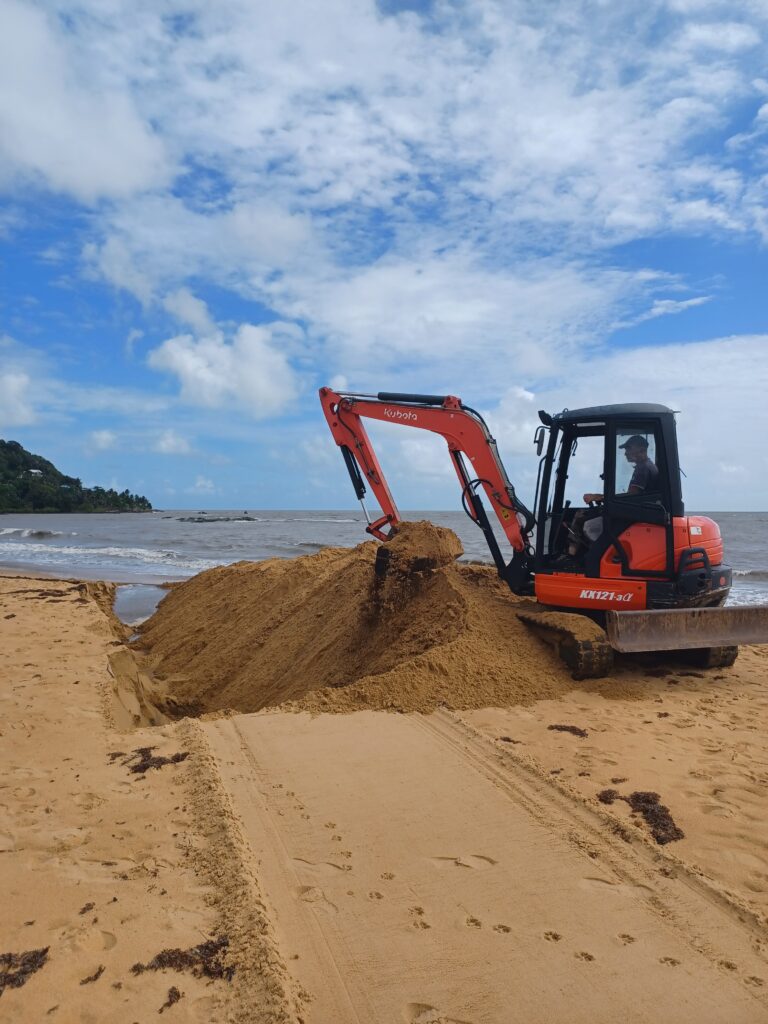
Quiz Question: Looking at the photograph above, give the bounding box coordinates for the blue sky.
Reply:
[1,0,767,511]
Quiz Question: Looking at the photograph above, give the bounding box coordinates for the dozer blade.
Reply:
[605,605,768,653]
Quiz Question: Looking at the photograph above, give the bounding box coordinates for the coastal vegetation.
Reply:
[0,439,152,513]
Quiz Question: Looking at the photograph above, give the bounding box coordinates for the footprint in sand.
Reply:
[430,854,497,870]
[618,933,636,945]
[409,907,431,930]
[297,885,338,913]
[464,916,482,929]
[493,924,511,934]
[575,951,595,962]
[544,931,562,942]
[404,1003,474,1024]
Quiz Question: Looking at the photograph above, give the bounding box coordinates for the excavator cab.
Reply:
[536,404,681,574]
[532,403,733,613]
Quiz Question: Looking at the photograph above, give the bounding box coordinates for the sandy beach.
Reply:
[3,529,768,1022]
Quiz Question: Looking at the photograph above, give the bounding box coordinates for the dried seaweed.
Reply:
[597,789,620,805]
[80,965,105,985]
[159,986,183,1013]
[131,936,233,982]
[596,789,684,844]
[121,747,190,775]
[0,947,49,996]
[625,791,685,845]
[548,724,588,738]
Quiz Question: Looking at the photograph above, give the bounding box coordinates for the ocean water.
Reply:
[0,509,766,606]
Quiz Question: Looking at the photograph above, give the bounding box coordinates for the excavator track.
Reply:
[516,607,614,680]
[686,645,739,669]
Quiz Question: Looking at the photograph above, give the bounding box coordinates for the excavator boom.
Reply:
[319,388,535,592]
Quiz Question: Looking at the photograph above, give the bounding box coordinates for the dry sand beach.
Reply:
[2,522,768,1023]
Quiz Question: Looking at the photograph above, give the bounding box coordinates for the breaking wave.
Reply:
[0,541,220,574]
[0,528,72,539]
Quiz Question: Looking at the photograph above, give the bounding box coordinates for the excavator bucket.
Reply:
[605,606,768,653]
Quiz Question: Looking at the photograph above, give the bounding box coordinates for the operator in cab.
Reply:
[563,435,659,559]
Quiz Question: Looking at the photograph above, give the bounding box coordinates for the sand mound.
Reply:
[386,519,463,567]
[136,521,573,715]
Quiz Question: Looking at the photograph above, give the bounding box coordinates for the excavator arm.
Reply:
[319,388,535,594]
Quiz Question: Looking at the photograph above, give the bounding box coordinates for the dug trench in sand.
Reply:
[136,521,585,715]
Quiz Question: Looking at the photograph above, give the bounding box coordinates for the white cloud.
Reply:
[615,294,713,328]
[0,370,35,426]
[85,237,154,306]
[0,0,168,201]
[681,22,760,51]
[153,429,192,455]
[162,288,215,337]
[148,322,300,416]
[89,429,117,451]
[125,328,144,359]
[188,475,215,494]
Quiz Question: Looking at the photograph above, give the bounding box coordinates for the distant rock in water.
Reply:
[177,516,258,523]
[0,439,152,513]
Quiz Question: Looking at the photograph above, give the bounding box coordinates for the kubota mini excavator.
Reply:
[319,387,768,678]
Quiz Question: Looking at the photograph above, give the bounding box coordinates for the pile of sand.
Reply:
[136,521,573,715]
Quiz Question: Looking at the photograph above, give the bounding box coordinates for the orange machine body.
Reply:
[535,516,726,611]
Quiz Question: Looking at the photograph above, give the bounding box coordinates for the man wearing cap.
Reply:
[562,435,659,560]
[583,434,659,507]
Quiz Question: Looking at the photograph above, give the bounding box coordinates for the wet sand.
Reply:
[2,566,768,1023]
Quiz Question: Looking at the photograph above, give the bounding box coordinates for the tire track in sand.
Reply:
[202,710,768,1024]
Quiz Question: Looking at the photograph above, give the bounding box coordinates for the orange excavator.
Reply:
[320,387,767,677]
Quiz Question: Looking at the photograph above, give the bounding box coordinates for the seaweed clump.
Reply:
[596,789,684,845]
[548,724,588,738]
[122,747,190,775]
[131,936,233,982]
[0,947,49,995]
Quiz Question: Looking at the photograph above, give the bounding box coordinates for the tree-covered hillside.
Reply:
[0,440,152,513]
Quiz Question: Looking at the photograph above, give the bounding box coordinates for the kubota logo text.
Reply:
[384,407,418,422]
[579,589,634,603]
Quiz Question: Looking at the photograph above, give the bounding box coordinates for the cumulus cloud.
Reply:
[0,370,35,426]
[188,475,215,494]
[0,0,168,201]
[147,323,300,416]
[153,429,192,455]
[162,289,216,337]
[88,429,117,451]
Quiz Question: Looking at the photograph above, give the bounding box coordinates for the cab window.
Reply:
[562,433,605,508]
[613,427,661,499]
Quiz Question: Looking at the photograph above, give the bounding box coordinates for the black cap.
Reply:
[619,434,649,449]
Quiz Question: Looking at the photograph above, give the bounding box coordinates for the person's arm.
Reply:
[583,492,604,503]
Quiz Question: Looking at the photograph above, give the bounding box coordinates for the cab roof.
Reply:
[552,403,675,424]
